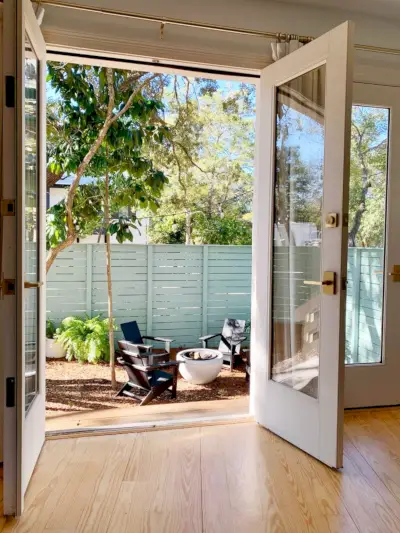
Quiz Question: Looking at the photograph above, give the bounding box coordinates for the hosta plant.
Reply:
[56,315,115,364]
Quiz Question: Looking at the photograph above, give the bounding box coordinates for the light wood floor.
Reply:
[46,397,250,433]
[4,408,400,532]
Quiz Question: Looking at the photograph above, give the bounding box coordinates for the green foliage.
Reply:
[46,184,102,249]
[349,106,389,247]
[46,319,56,339]
[46,62,169,251]
[192,214,252,245]
[146,80,255,244]
[47,63,168,180]
[148,216,186,244]
[56,315,115,364]
[46,167,168,250]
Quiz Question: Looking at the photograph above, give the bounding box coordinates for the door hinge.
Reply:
[0,275,16,299]
[1,199,16,216]
[5,76,15,108]
[6,377,16,408]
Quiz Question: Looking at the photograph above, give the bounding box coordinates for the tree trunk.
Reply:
[348,142,370,247]
[185,209,192,244]
[104,152,117,389]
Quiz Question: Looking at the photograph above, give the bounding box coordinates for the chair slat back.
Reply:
[218,318,246,354]
[121,321,143,344]
[117,340,151,390]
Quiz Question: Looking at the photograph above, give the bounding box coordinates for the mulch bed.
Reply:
[46,355,249,415]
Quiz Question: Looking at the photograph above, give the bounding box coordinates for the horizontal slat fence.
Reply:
[346,248,384,364]
[47,244,253,348]
[47,244,384,355]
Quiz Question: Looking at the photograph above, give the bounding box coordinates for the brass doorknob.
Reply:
[303,272,336,295]
[24,281,43,289]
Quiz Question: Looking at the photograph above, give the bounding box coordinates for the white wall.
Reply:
[48,187,66,208]
[41,0,400,83]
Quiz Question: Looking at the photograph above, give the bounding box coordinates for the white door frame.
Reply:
[2,0,46,516]
[345,83,400,408]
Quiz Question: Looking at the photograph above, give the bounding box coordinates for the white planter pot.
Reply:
[177,348,223,385]
[46,338,65,359]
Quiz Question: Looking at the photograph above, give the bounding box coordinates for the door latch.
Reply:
[1,199,16,216]
[389,265,400,282]
[0,275,16,298]
[6,377,16,408]
[303,271,336,295]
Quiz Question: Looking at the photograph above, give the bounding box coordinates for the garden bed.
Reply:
[46,356,248,416]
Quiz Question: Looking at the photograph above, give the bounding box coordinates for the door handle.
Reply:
[24,281,43,289]
[303,272,336,295]
[389,265,400,282]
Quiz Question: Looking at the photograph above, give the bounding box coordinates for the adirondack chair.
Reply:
[199,318,247,371]
[120,321,173,364]
[116,340,181,405]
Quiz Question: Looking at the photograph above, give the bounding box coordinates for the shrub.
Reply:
[46,319,56,339]
[56,315,115,364]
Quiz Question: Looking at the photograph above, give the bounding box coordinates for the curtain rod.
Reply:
[34,0,400,56]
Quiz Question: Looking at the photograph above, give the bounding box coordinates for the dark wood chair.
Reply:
[120,321,173,363]
[199,318,247,371]
[116,340,181,406]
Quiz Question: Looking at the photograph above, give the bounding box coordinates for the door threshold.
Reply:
[45,412,253,439]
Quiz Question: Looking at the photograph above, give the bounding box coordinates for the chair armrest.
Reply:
[230,336,247,346]
[199,333,221,342]
[143,336,174,343]
[132,344,153,352]
[146,361,182,371]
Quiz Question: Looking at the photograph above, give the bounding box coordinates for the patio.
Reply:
[46,355,250,432]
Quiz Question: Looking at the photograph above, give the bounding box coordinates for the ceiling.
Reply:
[270,0,400,21]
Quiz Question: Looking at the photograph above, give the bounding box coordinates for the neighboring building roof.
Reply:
[52,175,96,188]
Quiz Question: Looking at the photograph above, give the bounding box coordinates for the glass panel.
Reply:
[24,35,39,413]
[345,106,389,364]
[271,65,326,399]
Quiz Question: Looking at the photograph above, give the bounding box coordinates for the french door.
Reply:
[2,0,46,516]
[344,83,400,408]
[251,21,354,468]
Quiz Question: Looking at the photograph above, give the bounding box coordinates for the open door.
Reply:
[251,22,353,468]
[2,0,46,515]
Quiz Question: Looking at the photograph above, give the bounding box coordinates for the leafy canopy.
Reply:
[46,63,169,249]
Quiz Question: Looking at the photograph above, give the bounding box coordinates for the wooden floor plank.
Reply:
[5,408,400,533]
[107,429,202,533]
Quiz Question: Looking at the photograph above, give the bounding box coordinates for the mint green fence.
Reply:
[47,244,252,347]
[46,244,384,355]
[346,248,384,364]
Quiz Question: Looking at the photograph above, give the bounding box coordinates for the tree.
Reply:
[146,79,255,244]
[47,62,169,385]
[348,107,388,247]
[46,62,168,272]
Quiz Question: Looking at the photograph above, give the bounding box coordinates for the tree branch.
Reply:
[46,70,158,273]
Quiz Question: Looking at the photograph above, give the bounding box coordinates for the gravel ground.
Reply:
[46,357,249,415]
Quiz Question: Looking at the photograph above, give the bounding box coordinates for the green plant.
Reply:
[46,319,56,339]
[56,315,115,364]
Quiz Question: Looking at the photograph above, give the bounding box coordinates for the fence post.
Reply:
[146,245,153,336]
[351,248,361,362]
[202,245,209,336]
[86,244,93,317]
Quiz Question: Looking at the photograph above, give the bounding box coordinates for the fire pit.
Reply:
[176,348,223,385]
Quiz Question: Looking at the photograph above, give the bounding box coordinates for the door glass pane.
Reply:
[271,65,326,399]
[25,35,39,413]
[345,106,389,364]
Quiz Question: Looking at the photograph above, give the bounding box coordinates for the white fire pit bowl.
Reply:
[177,348,223,385]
